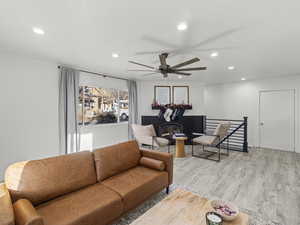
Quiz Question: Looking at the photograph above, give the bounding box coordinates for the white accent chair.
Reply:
[192,122,231,162]
[131,124,169,151]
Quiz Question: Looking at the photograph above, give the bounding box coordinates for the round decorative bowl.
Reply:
[211,200,239,221]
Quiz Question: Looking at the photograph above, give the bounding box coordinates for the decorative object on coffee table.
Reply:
[211,200,239,221]
[129,189,249,225]
[173,134,188,158]
[206,212,223,225]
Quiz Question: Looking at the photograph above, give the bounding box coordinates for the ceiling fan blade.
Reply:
[170,71,191,76]
[165,28,241,59]
[135,50,165,55]
[142,72,160,76]
[128,69,156,72]
[128,61,155,69]
[159,53,167,66]
[175,67,207,71]
[171,58,200,69]
[142,36,179,49]
[190,27,242,49]
[166,47,235,59]
[194,47,236,52]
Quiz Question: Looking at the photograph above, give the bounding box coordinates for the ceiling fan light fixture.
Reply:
[128,53,206,78]
[210,52,219,58]
[112,53,119,58]
[228,66,235,70]
[32,27,45,35]
[177,22,188,31]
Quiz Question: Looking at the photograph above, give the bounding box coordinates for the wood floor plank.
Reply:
[155,146,300,225]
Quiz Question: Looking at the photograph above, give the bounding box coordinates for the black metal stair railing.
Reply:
[204,116,248,152]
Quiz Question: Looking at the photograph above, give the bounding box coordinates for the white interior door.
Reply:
[259,90,295,152]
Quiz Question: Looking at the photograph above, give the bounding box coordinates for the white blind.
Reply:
[79,71,128,90]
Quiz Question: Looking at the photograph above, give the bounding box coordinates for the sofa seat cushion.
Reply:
[36,183,123,225]
[102,166,168,212]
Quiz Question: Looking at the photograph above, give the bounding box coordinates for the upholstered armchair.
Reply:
[131,124,169,151]
[192,122,231,162]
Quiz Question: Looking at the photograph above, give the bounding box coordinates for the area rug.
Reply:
[113,186,282,225]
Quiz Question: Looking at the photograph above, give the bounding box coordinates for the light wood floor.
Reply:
[159,146,300,225]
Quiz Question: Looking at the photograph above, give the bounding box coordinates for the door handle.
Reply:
[260,122,264,126]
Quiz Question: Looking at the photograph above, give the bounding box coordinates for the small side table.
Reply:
[173,136,188,158]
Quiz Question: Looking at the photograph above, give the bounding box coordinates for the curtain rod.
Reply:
[57,65,130,81]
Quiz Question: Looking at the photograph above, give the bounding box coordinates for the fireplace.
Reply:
[141,115,205,145]
[158,122,184,145]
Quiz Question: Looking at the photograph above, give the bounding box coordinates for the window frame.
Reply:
[78,85,129,127]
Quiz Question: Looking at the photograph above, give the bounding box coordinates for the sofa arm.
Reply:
[0,183,15,225]
[13,199,43,225]
[140,150,173,185]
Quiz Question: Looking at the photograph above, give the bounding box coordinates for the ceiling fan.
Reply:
[135,27,241,60]
[128,53,207,78]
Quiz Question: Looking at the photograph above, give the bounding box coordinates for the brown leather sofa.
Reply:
[0,140,173,225]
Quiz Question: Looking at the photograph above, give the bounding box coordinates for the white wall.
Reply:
[137,80,206,121]
[0,53,130,180]
[204,76,300,153]
[137,76,300,153]
[0,52,60,180]
[80,123,128,150]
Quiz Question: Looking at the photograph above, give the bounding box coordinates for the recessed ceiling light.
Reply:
[228,66,235,70]
[210,52,219,58]
[178,75,183,79]
[177,22,188,31]
[241,77,246,81]
[32,27,45,35]
[112,53,119,58]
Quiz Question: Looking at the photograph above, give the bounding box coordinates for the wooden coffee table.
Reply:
[173,136,188,158]
[130,189,249,225]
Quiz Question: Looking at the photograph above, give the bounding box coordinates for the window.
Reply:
[78,86,129,126]
[119,90,129,122]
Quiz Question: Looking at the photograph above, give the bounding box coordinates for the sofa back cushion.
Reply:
[93,141,141,181]
[5,151,97,206]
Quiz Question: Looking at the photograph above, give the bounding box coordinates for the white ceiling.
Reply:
[0,0,300,83]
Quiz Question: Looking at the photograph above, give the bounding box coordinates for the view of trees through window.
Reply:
[78,86,129,125]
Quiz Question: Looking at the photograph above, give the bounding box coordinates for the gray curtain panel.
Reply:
[127,80,138,139]
[59,67,80,154]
